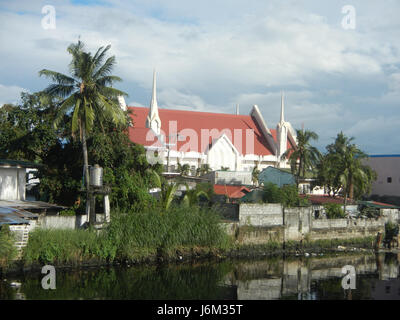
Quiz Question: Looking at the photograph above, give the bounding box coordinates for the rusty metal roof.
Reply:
[0,206,37,226]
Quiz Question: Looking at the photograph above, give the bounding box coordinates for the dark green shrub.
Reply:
[324,203,345,219]
[262,183,310,207]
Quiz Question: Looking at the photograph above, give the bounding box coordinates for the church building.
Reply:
[123,71,297,174]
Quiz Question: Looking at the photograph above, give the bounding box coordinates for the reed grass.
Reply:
[22,205,232,265]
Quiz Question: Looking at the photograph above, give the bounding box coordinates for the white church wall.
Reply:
[207,136,238,171]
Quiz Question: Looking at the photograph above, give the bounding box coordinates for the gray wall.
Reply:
[37,214,106,230]
[236,203,389,242]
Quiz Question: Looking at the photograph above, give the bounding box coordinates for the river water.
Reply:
[1,252,400,300]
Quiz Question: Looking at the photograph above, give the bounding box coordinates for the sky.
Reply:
[0,0,399,154]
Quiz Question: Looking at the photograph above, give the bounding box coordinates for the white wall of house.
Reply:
[0,167,26,200]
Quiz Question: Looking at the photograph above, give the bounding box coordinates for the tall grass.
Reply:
[22,228,113,265]
[22,205,232,265]
[106,205,231,260]
[0,225,18,270]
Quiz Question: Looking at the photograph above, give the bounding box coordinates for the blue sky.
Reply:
[0,0,399,154]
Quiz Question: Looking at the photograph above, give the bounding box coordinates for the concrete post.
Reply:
[104,194,110,223]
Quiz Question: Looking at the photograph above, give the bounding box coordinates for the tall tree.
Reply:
[282,129,321,185]
[39,41,127,225]
[320,132,376,213]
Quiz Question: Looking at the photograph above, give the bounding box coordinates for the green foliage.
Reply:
[39,41,127,137]
[177,163,190,176]
[324,203,346,219]
[0,225,18,269]
[384,221,399,241]
[22,228,114,265]
[22,205,231,265]
[107,206,230,260]
[262,183,283,203]
[196,164,211,176]
[281,129,321,182]
[0,92,159,212]
[316,132,376,201]
[262,183,309,207]
[358,206,380,219]
[182,182,214,207]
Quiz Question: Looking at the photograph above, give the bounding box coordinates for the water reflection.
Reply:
[1,253,400,300]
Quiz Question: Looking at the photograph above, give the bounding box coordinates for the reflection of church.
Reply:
[122,71,297,174]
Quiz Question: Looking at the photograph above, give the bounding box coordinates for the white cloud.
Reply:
[0,84,28,106]
[0,0,399,153]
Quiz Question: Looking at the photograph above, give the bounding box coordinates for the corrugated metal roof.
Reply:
[0,159,42,168]
[0,206,38,226]
[358,200,400,209]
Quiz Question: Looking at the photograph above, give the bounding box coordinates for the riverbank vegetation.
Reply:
[0,226,18,269]
[22,205,231,267]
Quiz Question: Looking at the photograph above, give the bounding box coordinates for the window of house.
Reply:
[387,177,392,183]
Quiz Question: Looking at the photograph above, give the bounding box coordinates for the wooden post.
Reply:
[375,232,383,250]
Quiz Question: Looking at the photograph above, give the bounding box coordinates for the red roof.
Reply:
[128,106,288,156]
[213,185,251,199]
[300,194,354,205]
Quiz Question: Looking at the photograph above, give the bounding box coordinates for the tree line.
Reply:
[282,129,377,209]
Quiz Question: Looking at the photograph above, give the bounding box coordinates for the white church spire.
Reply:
[280,91,285,123]
[146,69,161,135]
[277,90,288,166]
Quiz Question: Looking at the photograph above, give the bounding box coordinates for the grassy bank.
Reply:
[20,205,232,268]
[1,205,380,273]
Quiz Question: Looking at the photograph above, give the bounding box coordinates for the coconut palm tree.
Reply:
[282,129,321,185]
[182,184,210,207]
[39,40,127,225]
[329,133,375,213]
[151,170,181,212]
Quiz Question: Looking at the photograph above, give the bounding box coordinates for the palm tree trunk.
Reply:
[349,182,354,200]
[81,122,92,225]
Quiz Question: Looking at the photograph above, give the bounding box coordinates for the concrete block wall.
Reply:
[283,207,312,241]
[237,203,389,243]
[239,204,283,227]
[381,209,399,223]
[309,218,384,241]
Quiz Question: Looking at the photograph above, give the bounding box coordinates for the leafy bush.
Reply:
[0,225,18,269]
[262,183,310,207]
[384,221,399,241]
[324,203,345,219]
[358,206,380,219]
